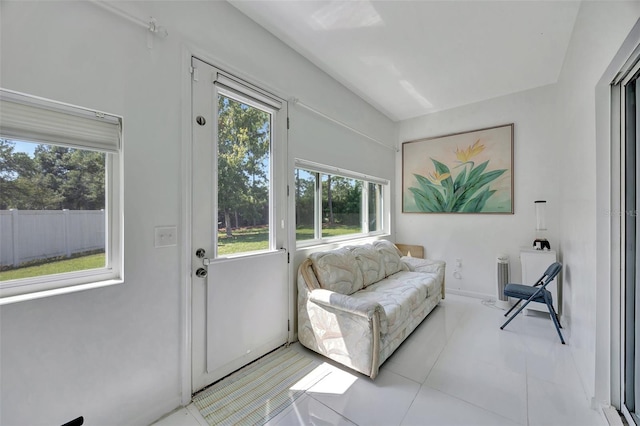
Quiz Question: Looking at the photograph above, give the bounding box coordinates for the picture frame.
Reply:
[402,123,514,214]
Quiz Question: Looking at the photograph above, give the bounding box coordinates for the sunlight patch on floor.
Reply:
[295,364,358,395]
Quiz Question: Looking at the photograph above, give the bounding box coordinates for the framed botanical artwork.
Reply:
[402,123,514,214]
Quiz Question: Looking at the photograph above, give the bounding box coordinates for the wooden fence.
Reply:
[0,210,105,267]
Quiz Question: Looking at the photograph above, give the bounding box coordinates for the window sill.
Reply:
[296,233,390,251]
[0,278,124,306]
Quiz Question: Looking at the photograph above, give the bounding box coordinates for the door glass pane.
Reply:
[216,94,271,256]
[295,169,316,241]
[0,139,106,281]
[321,174,361,238]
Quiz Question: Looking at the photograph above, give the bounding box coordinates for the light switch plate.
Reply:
[154,226,177,248]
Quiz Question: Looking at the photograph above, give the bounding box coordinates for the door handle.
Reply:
[194,248,209,279]
[195,248,212,268]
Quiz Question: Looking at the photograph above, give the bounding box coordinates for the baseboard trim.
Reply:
[133,395,184,426]
[445,288,493,300]
[601,404,624,426]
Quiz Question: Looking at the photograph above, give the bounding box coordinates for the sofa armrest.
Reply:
[298,286,384,379]
[308,289,383,320]
[401,257,446,299]
[402,257,443,273]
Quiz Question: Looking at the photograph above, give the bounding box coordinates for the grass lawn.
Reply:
[218,225,361,255]
[0,253,106,281]
[217,227,270,255]
[295,225,361,241]
[1,225,364,279]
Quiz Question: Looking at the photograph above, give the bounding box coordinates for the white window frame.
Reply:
[0,88,123,304]
[213,80,282,259]
[294,159,388,247]
[616,57,640,426]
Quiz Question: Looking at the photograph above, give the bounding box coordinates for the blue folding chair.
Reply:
[500,262,564,344]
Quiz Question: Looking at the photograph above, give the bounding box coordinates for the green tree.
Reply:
[0,139,105,210]
[32,145,105,210]
[0,139,18,209]
[217,95,270,237]
[322,176,362,226]
[58,149,105,210]
[336,179,362,225]
[295,169,315,228]
[326,175,334,225]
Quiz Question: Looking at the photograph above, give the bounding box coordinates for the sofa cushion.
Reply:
[352,278,423,336]
[350,244,385,287]
[349,271,439,336]
[373,240,406,277]
[310,248,364,295]
[385,271,440,300]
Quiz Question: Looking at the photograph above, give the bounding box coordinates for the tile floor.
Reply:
[153,294,607,426]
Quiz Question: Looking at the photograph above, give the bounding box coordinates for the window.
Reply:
[611,39,640,425]
[295,160,387,244]
[620,61,640,426]
[0,89,122,303]
[216,89,274,257]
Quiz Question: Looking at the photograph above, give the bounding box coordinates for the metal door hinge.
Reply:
[287,185,290,196]
[288,320,290,331]
[287,117,290,129]
[190,66,199,82]
[287,252,290,264]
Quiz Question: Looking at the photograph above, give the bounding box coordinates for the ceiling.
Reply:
[229,1,581,122]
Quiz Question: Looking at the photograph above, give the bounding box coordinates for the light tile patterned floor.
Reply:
[153,294,607,426]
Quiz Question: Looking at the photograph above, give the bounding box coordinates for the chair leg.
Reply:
[557,314,563,329]
[504,299,521,317]
[546,301,565,344]
[500,297,534,330]
[549,303,562,329]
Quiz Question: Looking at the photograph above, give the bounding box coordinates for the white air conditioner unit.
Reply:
[496,255,511,310]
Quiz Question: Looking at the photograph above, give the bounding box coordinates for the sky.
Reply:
[12,140,37,157]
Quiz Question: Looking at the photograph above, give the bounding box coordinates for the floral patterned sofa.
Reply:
[297,240,445,379]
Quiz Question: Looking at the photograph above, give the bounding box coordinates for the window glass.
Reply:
[0,88,122,303]
[623,71,640,423]
[321,174,361,238]
[216,94,272,256]
[0,139,106,281]
[295,169,316,241]
[368,182,382,232]
[294,165,386,244]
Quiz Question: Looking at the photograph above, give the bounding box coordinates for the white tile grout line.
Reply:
[524,349,530,426]
[306,394,360,426]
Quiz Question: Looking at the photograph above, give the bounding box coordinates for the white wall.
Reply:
[0,2,396,425]
[396,1,640,408]
[555,1,640,403]
[397,84,560,298]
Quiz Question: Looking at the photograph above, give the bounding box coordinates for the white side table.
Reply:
[519,248,560,315]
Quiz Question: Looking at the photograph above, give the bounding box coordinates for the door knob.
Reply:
[195,268,208,278]
[195,248,206,258]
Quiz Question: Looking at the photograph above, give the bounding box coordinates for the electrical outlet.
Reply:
[154,226,177,248]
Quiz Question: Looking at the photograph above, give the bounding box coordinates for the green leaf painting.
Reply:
[402,124,513,214]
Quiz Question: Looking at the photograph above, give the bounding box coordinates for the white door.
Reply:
[191,57,289,393]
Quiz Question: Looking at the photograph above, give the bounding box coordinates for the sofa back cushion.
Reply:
[373,240,406,276]
[350,244,385,287]
[310,248,364,295]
